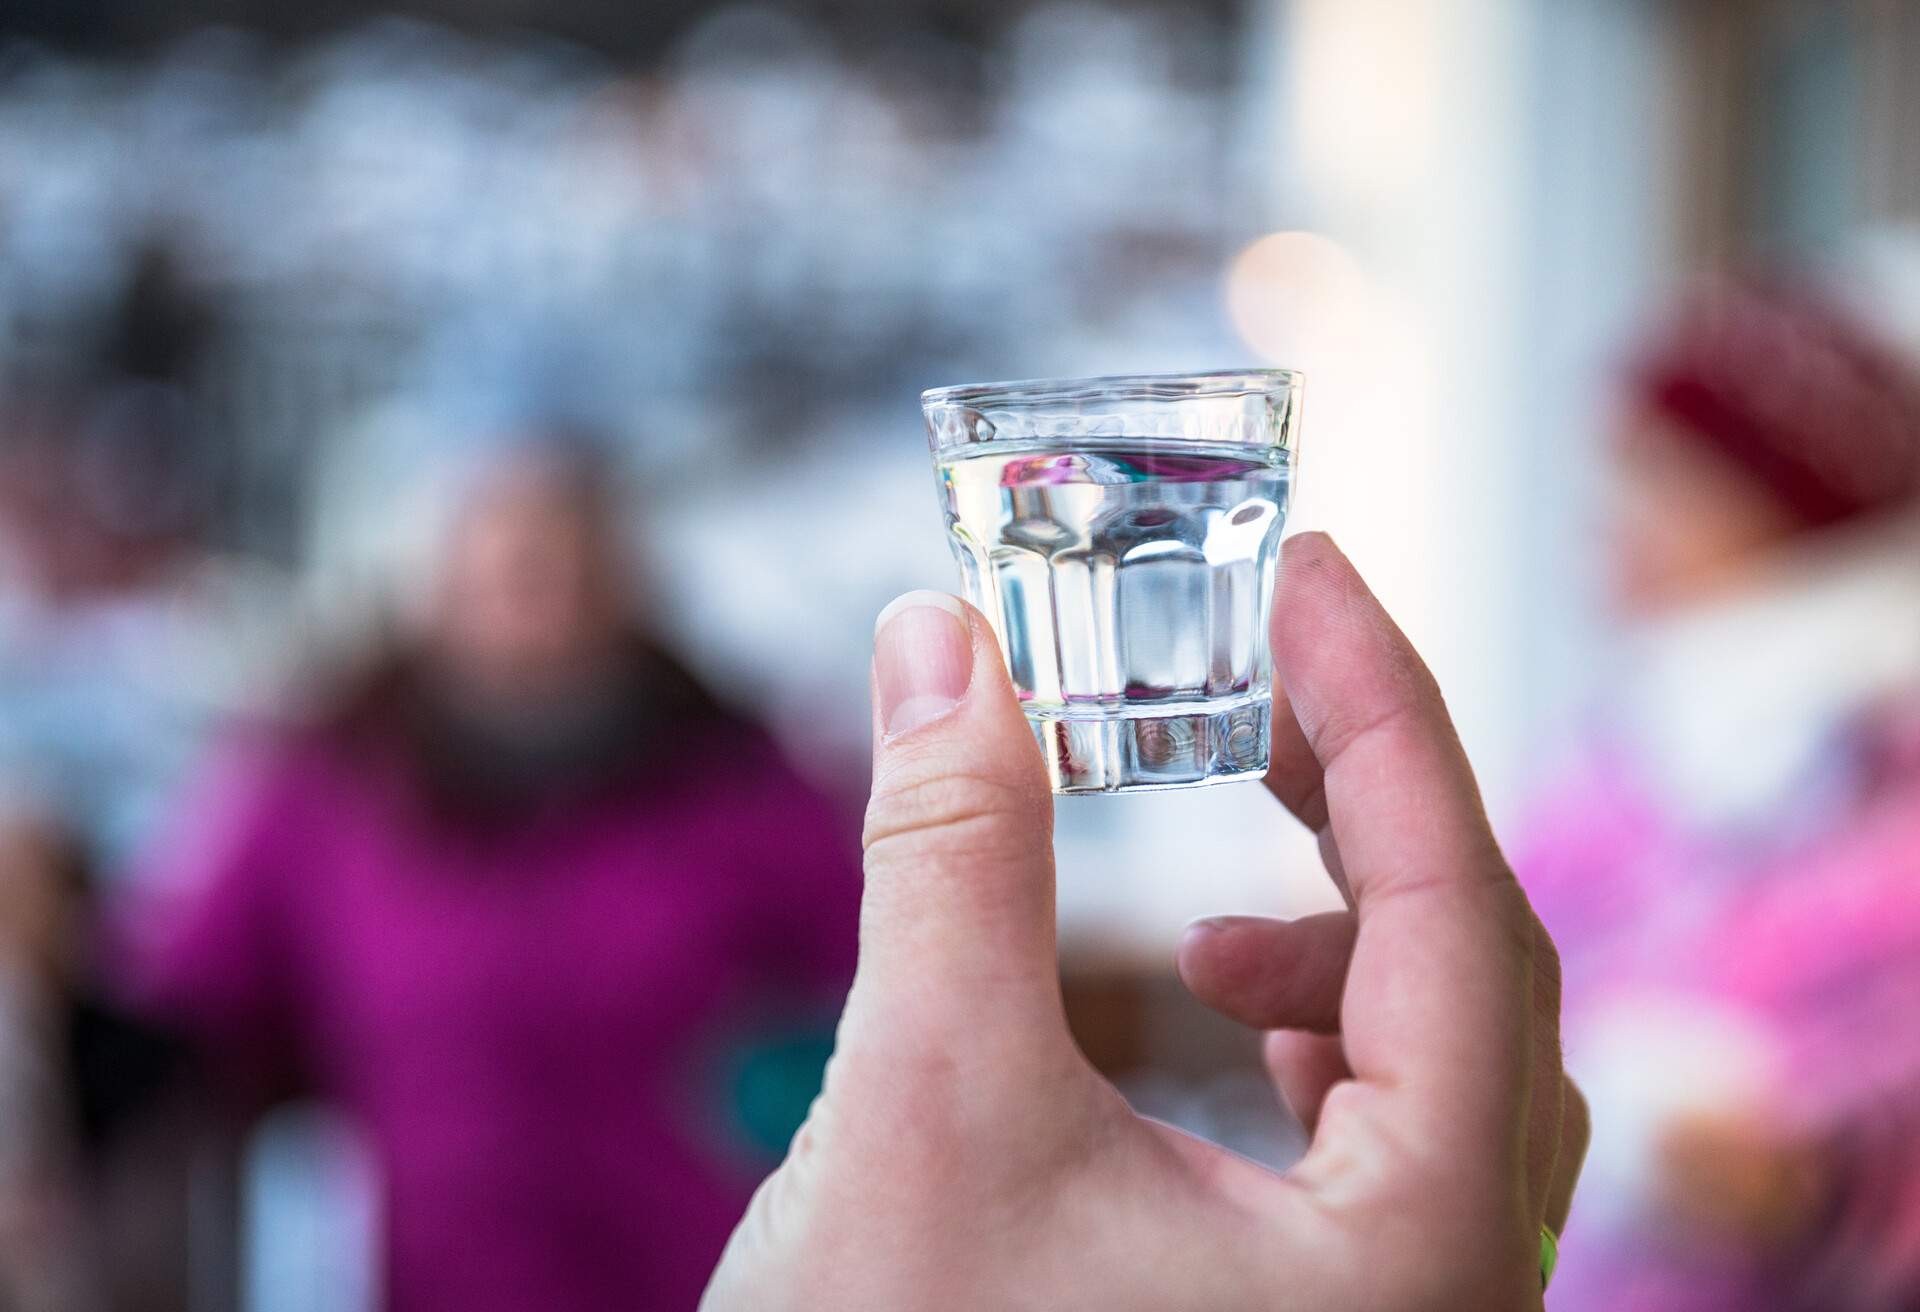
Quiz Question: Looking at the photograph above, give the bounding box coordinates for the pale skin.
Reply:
[1606,409,1800,615]
[703,533,1588,1310]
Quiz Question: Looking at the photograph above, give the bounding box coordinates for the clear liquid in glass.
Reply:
[936,438,1290,792]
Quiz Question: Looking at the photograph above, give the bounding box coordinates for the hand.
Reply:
[702,533,1588,1310]
[1655,1108,1825,1245]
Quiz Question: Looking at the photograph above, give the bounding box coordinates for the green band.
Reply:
[1539,1225,1559,1290]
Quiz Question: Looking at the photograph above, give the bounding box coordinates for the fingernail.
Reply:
[1182,916,1230,943]
[1175,917,1239,986]
[874,591,972,737]
[1181,915,1252,947]
[1176,922,1218,970]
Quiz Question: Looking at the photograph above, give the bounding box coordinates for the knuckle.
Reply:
[1376,859,1534,963]
[1562,1078,1592,1158]
[862,769,1040,866]
[1529,916,1564,1010]
[1489,876,1540,965]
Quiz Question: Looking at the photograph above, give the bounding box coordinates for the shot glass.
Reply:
[921,369,1301,793]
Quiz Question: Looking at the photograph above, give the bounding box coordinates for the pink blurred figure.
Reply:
[1516,267,1920,1311]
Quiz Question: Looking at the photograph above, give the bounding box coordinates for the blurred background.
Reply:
[1,0,1918,1308]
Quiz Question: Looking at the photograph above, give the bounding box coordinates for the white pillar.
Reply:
[1243,0,1674,820]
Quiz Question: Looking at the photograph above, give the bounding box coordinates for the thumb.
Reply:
[847,590,1063,1046]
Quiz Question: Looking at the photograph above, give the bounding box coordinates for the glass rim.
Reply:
[919,367,1301,409]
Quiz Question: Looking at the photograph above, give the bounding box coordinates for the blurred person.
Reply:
[0,793,92,1311]
[121,431,859,1311]
[0,244,285,875]
[1515,268,1920,1310]
[0,793,191,1312]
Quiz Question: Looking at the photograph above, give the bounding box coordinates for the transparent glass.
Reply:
[922,369,1302,793]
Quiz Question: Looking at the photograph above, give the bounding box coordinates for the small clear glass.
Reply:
[922,369,1301,793]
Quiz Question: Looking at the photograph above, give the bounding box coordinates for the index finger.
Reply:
[1264,534,1534,1169]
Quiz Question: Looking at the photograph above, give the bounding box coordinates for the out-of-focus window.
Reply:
[1673,0,1920,262]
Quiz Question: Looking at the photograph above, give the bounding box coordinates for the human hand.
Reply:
[702,533,1587,1310]
[1655,1108,1825,1246]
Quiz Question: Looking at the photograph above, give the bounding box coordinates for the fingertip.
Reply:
[1270,527,1444,765]
[1280,528,1340,561]
[1273,533,1376,675]
[873,588,967,638]
[1174,914,1261,985]
[1275,529,1374,623]
[1277,531,1360,593]
[1180,914,1239,943]
[873,594,974,739]
[1174,917,1223,989]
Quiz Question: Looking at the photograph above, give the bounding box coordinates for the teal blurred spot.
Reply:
[728,1031,836,1159]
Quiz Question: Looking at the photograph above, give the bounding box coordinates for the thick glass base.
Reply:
[1027,697,1272,794]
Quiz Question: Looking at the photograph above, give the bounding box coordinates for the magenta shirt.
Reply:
[121,722,860,1311]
